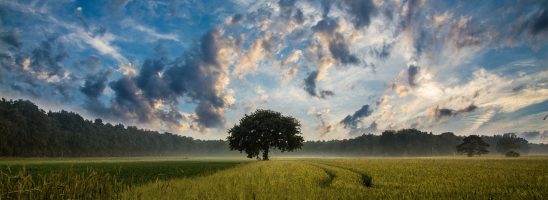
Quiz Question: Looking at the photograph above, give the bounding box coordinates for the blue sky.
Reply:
[0,0,547,142]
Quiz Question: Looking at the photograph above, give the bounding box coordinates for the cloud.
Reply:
[81,70,112,99]
[308,107,334,137]
[303,70,333,99]
[62,23,127,63]
[282,49,302,65]
[283,67,299,81]
[347,121,378,136]
[528,7,548,36]
[0,30,22,50]
[277,0,306,25]
[124,19,180,42]
[519,131,548,143]
[118,63,137,77]
[341,0,377,29]
[312,17,339,35]
[164,29,235,129]
[328,34,358,64]
[390,83,411,97]
[83,29,236,131]
[319,90,334,98]
[370,42,392,60]
[0,1,126,65]
[233,34,271,79]
[135,57,172,100]
[294,9,305,24]
[79,56,102,73]
[2,36,76,99]
[278,0,296,8]
[109,76,154,122]
[318,0,334,17]
[77,33,127,63]
[134,24,180,42]
[30,37,68,76]
[317,124,334,137]
[231,14,244,24]
[312,17,359,64]
[407,64,419,87]
[521,131,540,139]
[341,104,372,129]
[109,0,129,11]
[304,70,319,97]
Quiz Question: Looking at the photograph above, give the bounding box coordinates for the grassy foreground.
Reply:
[124,157,548,200]
[0,158,244,199]
[1,157,547,199]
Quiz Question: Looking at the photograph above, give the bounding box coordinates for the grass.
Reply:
[1,157,547,199]
[124,157,548,200]
[0,157,244,199]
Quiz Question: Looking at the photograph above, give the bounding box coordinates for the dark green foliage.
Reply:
[495,133,528,154]
[505,150,520,157]
[456,135,490,157]
[227,109,304,160]
[299,129,463,156]
[1,161,242,186]
[0,98,228,157]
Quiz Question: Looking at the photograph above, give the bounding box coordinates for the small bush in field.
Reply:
[505,150,520,157]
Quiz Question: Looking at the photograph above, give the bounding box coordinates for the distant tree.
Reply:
[227,109,304,160]
[456,135,490,157]
[496,133,527,155]
[94,118,103,126]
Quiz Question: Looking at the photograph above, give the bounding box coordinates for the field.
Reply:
[2,157,547,199]
[0,157,244,199]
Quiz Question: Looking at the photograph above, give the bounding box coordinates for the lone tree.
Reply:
[227,109,304,160]
[456,135,490,157]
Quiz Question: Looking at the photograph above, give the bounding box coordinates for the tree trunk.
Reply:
[262,148,269,160]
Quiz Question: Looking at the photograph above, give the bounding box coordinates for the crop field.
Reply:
[1,157,547,200]
[0,158,244,199]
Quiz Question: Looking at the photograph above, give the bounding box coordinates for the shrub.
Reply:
[505,150,520,157]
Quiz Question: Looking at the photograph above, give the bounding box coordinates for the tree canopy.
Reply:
[456,135,490,157]
[0,98,227,157]
[495,133,528,154]
[227,109,304,160]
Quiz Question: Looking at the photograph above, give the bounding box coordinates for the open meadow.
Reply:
[0,157,245,199]
[2,156,547,199]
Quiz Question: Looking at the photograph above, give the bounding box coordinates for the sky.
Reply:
[0,0,547,142]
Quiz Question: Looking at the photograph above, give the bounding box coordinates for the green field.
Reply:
[1,157,245,199]
[2,157,547,199]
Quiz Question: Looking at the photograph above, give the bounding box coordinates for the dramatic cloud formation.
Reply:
[0,0,546,141]
[341,105,373,129]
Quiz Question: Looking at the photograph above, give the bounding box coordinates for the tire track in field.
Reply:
[300,161,336,187]
[319,167,337,187]
[305,161,373,188]
[312,161,373,188]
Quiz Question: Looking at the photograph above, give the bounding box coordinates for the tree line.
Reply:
[0,98,546,157]
[0,98,230,157]
[293,129,538,156]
